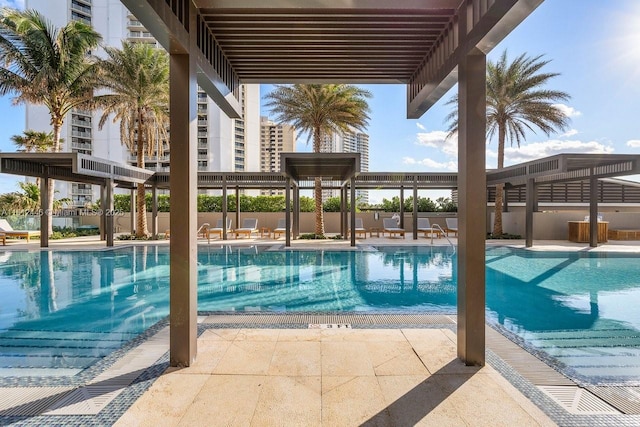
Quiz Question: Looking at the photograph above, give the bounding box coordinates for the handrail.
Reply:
[431,223,456,251]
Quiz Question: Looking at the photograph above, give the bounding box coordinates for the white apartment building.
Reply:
[25,0,260,205]
[259,116,296,195]
[320,131,370,204]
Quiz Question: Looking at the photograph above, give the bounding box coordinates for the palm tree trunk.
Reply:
[493,124,506,236]
[136,108,148,237]
[46,121,64,237]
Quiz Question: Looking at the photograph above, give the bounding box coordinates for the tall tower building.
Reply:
[259,117,296,195]
[24,0,260,204]
[320,131,370,204]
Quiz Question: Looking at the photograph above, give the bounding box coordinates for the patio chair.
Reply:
[197,223,210,239]
[382,218,405,238]
[417,218,441,238]
[349,218,367,239]
[0,232,5,246]
[417,218,442,244]
[0,219,40,243]
[235,218,258,239]
[272,218,288,239]
[207,218,232,241]
[445,217,458,236]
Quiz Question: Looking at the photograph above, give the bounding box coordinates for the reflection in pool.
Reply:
[0,245,639,383]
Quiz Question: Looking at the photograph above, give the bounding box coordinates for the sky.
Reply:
[1,0,640,203]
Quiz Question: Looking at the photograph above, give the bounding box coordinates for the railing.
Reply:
[432,223,455,250]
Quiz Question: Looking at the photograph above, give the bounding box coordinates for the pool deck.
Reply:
[2,235,640,426]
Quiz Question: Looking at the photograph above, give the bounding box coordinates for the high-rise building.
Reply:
[259,117,296,195]
[320,131,370,204]
[24,0,260,204]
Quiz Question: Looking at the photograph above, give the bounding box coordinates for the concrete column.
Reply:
[222,177,228,239]
[235,186,240,231]
[589,172,598,247]
[106,179,114,247]
[39,170,49,248]
[293,185,300,238]
[130,188,135,235]
[350,179,356,247]
[525,178,535,248]
[341,185,347,239]
[413,179,418,240]
[457,49,487,366]
[285,178,291,247]
[100,184,106,241]
[503,187,509,212]
[151,184,158,239]
[399,187,405,229]
[169,3,198,366]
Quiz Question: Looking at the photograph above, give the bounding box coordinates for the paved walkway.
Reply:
[114,327,554,427]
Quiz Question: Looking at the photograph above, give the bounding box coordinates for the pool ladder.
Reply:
[432,224,456,252]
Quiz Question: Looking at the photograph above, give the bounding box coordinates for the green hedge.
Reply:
[109,194,456,213]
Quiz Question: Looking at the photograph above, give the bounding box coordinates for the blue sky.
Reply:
[2,0,640,202]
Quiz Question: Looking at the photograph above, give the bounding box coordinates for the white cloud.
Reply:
[416,122,426,131]
[552,103,582,118]
[627,140,640,148]
[502,139,614,164]
[561,129,579,138]
[415,130,458,157]
[402,157,457,171]
[0,0,25,9]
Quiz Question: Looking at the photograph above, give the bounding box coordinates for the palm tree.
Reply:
[92,41,169,237]
[445,50,570,236]
[265,84,371,236]
[0,8,101,236]
[11,130,59,153]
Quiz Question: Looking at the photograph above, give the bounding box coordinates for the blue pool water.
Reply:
[0,245,639,384]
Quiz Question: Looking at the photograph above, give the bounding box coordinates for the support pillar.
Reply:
[222,177,228,240]
[39,171,49,248]
[169,4,198,366]
[525,178,535,248]
[235,186,240,232]
[399,187,405,229]
[457,49,486,366]
[106,179,114,247]
[589,172,598,247]
[413,179,418,240]
[341,185,348,239]
[350,179,356,247]
[293,185,300,238]
[285,178,291,247]
[130,188,135,235]
[151,184,158,240]
[100,184,106,241]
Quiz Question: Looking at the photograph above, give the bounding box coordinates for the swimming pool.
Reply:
[0,245,639,384]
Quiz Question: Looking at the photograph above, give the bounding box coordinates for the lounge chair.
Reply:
[0,219,40,243]
[234,218,258,239]
[417,218,441,238]
[0,232,5,246]
[349,218,367,239]
[417,218,442,243]
[272,218,287,238]
[197,223,210,239]
[382,218,405,238]
[207,218,232,241]
[445,218,458,236]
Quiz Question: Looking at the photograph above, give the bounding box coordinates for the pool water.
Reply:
[0,245,639,384]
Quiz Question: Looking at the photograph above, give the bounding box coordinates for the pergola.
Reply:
[0,152,153,246]
[487,154,640,247]
[121,0,545,367]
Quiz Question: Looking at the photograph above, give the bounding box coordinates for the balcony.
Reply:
[71,130,92,138]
